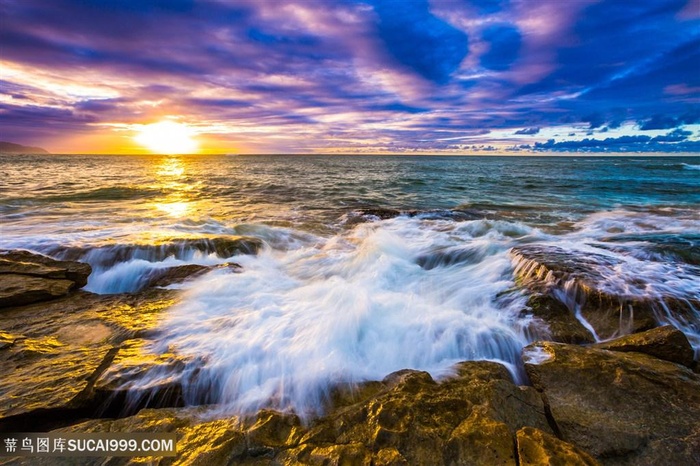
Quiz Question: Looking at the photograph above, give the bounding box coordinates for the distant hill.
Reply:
[0,141,49,154]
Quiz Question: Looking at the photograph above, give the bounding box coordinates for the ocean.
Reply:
[1,154,699,415]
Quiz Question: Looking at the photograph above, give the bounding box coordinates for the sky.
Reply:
[1,0,699,154]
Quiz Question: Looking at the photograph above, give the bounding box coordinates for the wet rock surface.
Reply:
[516,427,600,466]
[0,250,91,287]
[0,288,178,431]
[594,325,695,368]
[140,262,242,289]
[599,232,700,266]
[2,362,557,465]
[524,341,700,465]
[510,245,698,341]
[0,250,91,308]
[523,293,595,344]
[343,208,484,226]
[46,236,263,268]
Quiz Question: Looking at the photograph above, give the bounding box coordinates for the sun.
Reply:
[135,121,199,154]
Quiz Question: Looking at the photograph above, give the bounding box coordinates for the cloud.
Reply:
[514,127,540,135]
[0,0,698,153]
[480,23,522,71]
[532,128,697,152]
[373,0,469,83]
[638,110,700,130]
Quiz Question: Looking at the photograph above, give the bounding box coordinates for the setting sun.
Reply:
[134,121,198,154]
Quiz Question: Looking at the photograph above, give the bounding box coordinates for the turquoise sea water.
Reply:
[1,154,699,415]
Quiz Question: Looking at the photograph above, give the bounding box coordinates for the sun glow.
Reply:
[135,121,199,154]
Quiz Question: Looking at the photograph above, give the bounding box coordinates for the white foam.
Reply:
[143,217,536,416]
[522,345,553,365]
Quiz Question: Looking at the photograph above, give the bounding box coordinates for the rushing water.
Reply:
[1,154,699,416]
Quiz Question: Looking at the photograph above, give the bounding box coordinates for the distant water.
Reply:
[1,154,699,416]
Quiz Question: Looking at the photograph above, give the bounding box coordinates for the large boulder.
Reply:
[0,250,91,308]
[594,325,695,368]
[523,341,700,465]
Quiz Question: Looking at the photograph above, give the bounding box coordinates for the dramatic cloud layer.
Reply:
[1,0,698,153]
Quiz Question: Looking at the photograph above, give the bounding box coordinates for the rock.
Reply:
[374,447,409,466]
[47,236,263,268]
[511,245,660,339]
[416,245,488,270]
[49,407,248,466]
[594,325,695,368]
[246,409,303,451]
[444,414,516,465]
[140,262,242,289]
[0,250,92,308]
[523,341,700,465]
[357,208,401,220]
[0,249,91,287]
[17,360,550,465]
[516,427,600,466]
[324,362,551,465]
[306,443,370,465]
[599,232,700,266]
[523,293,595,344]
[0,274,74,308]
[0,288,178,431]
[0,331,16,350]
[93,339,205,416]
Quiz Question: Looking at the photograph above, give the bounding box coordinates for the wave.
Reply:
[38,236,262,294]
[682,163,700,170]
[137,217,540,417]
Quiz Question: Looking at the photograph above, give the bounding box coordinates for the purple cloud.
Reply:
[0,0,698,153]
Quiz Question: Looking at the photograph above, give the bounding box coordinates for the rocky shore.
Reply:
[1,248,699,465]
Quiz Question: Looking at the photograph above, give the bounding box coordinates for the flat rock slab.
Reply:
[48,236,263,268]
[0,338,113,421]
[0,250,91,287]
[0,289,179,429]
[0,250,92,308]
[93,339,205,415]
[95,339,192,392]
[523,341,700,465]
[0,274,74,308]
[140,262,242,290]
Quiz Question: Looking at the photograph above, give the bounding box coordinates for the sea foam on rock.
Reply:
[511,244,699,342]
